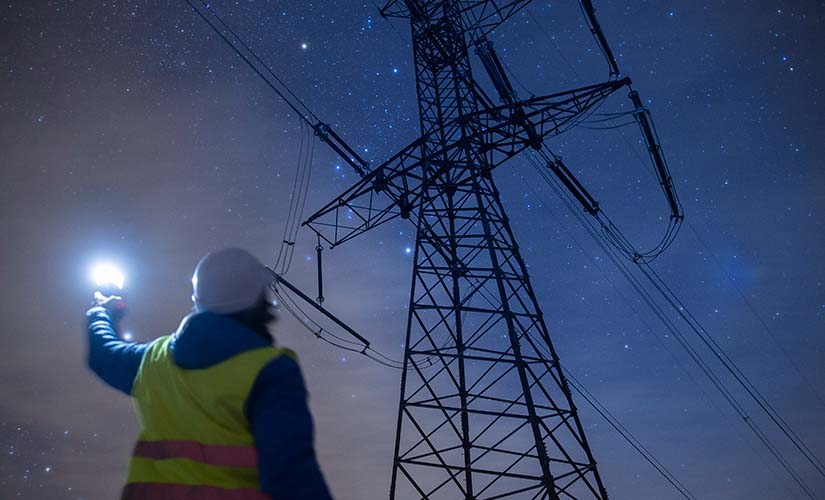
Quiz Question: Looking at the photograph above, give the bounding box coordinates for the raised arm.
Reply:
[86,306,147,395]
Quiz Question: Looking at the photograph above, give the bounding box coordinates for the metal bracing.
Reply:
[380,0,533,40]
[389,2,607,499]
[302,1,613,498]
[185,0,819,497]
[302,79,627,249]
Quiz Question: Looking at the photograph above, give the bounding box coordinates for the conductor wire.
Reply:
[188,0,320,123]
[524,150,821,499]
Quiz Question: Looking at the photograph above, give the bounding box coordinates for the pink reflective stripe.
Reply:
[122,482,270,500]
[133,440,258,468]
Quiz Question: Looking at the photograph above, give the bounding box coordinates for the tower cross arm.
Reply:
[380,0,533,38]
[302,78,629,248]
[471,77,630,164]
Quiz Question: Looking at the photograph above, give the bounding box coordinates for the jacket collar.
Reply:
[169,312,273,370]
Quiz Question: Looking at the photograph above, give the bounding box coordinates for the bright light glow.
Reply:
[92,263,125,290]
[123,331,133,341]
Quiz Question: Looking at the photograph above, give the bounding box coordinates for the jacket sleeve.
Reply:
[86,306,147,395]
[246,356,333,500]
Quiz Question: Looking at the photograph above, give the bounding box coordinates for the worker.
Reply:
[86,247,333,499]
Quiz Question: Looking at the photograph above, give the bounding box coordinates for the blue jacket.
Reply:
[86,306,333,500]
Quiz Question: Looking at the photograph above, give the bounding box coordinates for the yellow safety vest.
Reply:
[123,335,294,499]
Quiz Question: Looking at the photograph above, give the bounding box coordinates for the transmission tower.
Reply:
[183,0,825,497]
[190,1,825,498]
[302,1,637,498]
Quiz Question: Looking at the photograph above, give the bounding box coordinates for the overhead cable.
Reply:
[183,0,370,176]
[564,368,699,500]
[275,123,315,275]
[517,168,790,497]
[184,0,317,121]
[524,150,821,499]
[685,220,825,411]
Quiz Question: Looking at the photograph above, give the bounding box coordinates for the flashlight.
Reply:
[93,263,124,293]
[91,263,128,313]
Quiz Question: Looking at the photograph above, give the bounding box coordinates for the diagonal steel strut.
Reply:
[303,78,628,249]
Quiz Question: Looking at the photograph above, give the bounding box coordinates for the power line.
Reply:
[183,0,318,124]
[271,282,408,370]
[184,0,371,176]
[641,262,825,479]
[526,8,584,84]
[516,163,794,498]
[524,150,822,499]
[564,369,699,500]
[684,219,825,412]
[275,123,314,274]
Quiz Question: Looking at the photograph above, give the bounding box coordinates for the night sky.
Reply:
[2,1,824,499]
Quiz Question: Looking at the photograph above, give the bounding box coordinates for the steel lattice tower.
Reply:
[304,1,632,498]
[187,0,688,497]
[386,4,606,499]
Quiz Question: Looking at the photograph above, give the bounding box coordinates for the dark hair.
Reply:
[229,294,276,340]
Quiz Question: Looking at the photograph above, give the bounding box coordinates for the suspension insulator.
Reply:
[629,90,682,220]
[316,238,324,305]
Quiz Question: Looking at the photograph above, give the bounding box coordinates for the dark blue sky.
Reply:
[1,1,823,498]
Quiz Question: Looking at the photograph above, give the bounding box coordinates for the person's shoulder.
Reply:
[261,349,301,377]
[245,349,307,417]
[252,349,305,392]
[272,347,298,363]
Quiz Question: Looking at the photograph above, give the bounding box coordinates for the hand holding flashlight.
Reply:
[91,263,128,321]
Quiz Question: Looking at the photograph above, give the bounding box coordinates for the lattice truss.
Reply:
[302,2,617,498]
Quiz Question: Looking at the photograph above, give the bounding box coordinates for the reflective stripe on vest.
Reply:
[126,335,294,498]
[133,440,258,468]
[122,482,269,500]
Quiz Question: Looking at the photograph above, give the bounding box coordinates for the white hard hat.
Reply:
[191,247,268,314]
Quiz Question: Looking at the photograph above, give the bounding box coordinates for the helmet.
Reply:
[191,247,268,314]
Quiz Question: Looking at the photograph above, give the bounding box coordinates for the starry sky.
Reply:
[1,1,824,499]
